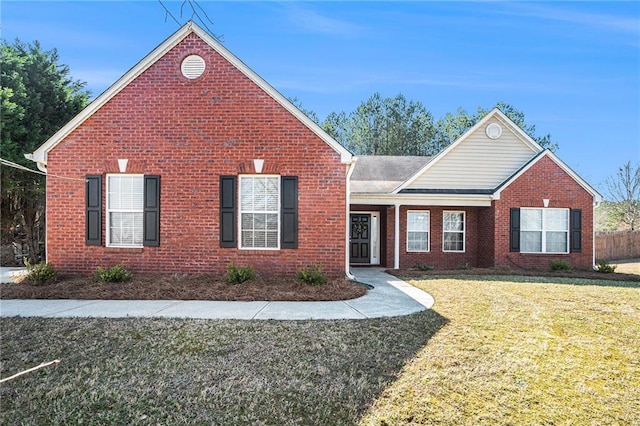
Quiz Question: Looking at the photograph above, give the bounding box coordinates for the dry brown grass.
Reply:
[0,274,367,301]
[360,275,640,425]
[611,258,640,275]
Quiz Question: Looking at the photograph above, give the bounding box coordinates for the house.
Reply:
[27,22,601,277]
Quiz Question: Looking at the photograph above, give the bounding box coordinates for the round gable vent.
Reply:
[486,123,503,140]
[181,55,206,79]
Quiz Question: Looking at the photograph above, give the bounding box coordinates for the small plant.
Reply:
[26,262,58,286]
[456,263,472,270]
[296,264,328,286]
[95,264,132,283]
[549,259,572,271]
[224,263,255,284]
[595,260,617,273]
[414,264,434,271]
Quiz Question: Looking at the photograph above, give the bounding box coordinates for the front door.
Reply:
[350,214,370,264]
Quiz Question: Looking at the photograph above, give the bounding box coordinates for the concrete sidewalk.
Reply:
[0,268,434,320]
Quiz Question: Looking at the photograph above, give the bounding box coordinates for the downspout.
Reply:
[345,158,357,280]
[592,198,601,270]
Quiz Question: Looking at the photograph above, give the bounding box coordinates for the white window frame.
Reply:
[407,210,430,252]
[520,208,570,254]
[106,174,144,248]
[238,175,281,250]
[443,211,465,253]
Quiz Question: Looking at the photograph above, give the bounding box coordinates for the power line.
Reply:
[158,0,223,42]
[0,158,85,182]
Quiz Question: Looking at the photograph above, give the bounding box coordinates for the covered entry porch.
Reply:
[349,196,494,270]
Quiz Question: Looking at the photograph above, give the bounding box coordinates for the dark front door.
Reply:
[350,214,370,264]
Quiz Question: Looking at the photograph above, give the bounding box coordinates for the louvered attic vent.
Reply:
[181,55,206,79]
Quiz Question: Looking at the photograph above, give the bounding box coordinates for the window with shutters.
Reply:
[107,174,144,247]
[520,208,569,253]
[239,175,280,249]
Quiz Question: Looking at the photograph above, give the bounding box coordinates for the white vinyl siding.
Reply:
[407,211,430,252]
[239,175,280,249]
[521,208,569,253]
[405,118,538,190]
[107,175,144,247]
[443,211,465,252]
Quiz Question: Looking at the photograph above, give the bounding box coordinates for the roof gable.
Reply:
[394,108,543,193]
[28,21,352,170]
[493,149,602,202]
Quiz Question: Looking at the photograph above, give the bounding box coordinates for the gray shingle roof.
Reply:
[350,156,431,194]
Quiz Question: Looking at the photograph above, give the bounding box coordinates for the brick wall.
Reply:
[387,205,480,269]
[45,33,347,277]
[493,155,595,270]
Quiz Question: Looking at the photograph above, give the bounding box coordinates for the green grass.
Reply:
[2,275,638,425]
[360,276,640,425]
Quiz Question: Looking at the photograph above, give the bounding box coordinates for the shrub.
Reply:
[296,264,328,286]
[224,263,255,284]
[550,259,572,271]
[414,264,434,271]
[595,260,617,273]
[26,262,58,286]
[95,264,132,283]
[456,263,472,270]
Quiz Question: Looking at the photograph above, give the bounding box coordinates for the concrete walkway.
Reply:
[0,268,434,320]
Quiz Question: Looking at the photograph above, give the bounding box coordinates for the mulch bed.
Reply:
[389,267,640,282]
[0,274,368,301]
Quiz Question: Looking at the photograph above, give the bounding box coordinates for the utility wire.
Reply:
[158,0,223,41]
[0,158,86,182]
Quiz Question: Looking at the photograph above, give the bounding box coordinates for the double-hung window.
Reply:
[520,208,569,253]
[407,211,430,252]
[107,174,144,247]
[443,211,465,252]
[239,175,280,249]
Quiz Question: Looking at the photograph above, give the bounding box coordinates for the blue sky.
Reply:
[2,1,639,195]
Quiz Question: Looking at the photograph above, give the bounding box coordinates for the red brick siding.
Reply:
[477,205,495,267]
[493,155,595,270]
[45,34,347,276]
[385,206,480,269]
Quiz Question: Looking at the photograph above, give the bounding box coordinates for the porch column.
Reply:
[394,203,400,269]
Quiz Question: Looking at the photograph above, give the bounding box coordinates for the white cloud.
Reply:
[502,3,640,36]
[281,3,365,38]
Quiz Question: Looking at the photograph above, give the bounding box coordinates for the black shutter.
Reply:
[570,209,582,253]
[510,208,520,252]
[281,176,298,249]
[86,175,102,246]
[143,175,161,247]
[220,176,237,247]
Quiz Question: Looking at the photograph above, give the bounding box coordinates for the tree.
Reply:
[1,39,89,262]
[321,92,437,156]
[605,161,640,231]
[288,96,320,125]
[434,101,557,151]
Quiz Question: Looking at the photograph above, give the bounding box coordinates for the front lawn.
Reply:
[360,275,640,425]
[2,275,638,425]
[0,312,446,425]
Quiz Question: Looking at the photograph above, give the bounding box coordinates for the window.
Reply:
[107,175,144,247]
[443,211,465,252]
[239,175,280,249]
[521,208,569,253]
[407,211,430,252]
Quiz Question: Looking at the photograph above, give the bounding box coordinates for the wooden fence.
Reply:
[595,230,640,261]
